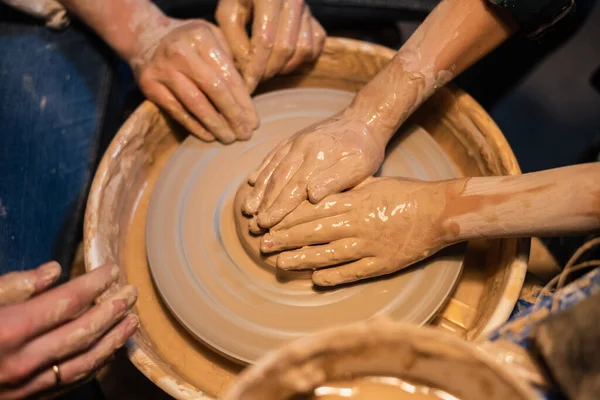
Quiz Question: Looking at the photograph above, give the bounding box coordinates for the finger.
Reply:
[248,216,267,235]
[263,0,303,79]
[5,286,137,383]
[313,257,395,286]
[243,142,292,215]
[244,0,284,90]
[0,264,120,350]
[277,238,364,270]
[183,52,252,139]
[261,214,354,253]
[258,162,321,228]
[207,23,235,59]
[247,139,289,185]
[0,262,61,307]
[0,314,139,400]
[167,72,236,143]
[273,193,351,230]
[310,18,327,60]
[215,0,252,66]
[144,81,215,141]
[307,155,371,203]
[281,7,314,75]
[200,28,260,133]
[256,155,306,228]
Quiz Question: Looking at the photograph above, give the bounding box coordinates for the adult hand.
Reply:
[0,263,138,399]
[131,19,259,143]
[216,0,326,91]
[260,177,453,286]
[243,111,391,230]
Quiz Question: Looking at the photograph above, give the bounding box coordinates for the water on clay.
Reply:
[298,376,459,400]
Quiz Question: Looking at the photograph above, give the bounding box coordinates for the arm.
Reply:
[261,164,600,286]
[445,163,600,241]
[58,0,169,69]
[349,0,518,144]
[243,0,518,228]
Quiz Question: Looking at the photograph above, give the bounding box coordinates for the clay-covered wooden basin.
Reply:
[84,38,529,399]
[224,319,538,400]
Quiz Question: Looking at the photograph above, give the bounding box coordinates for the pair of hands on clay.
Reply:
[131,0,325,143]
[259,177,452,286]
[0,263,137,399]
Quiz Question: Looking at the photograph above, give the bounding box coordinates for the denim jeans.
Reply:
[0,7,117,279]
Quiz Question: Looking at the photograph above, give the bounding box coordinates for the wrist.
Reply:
[437,178,474,245]
[124,9,175,71]
[346,53,449,147]
[339,105,395,149]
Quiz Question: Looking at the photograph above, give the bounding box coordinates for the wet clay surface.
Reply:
[304,377,456,400]
[87,39,528,399]
[146,88,463,364]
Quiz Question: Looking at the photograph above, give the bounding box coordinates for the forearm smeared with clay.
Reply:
[347,0,518,145]
[265,163,599,286]
[57,0,169,66]
[444,163,600,243]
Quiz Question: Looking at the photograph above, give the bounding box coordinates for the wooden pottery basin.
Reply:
[223,319,538,400]
[84,37,529,399]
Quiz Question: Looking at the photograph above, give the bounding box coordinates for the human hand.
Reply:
[243,111,391,231]
[260,177,454,286]
[216,0,326,91]
[131,19,259,143]
[0,262,138,399]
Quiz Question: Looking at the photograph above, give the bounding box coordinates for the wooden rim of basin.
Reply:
[84,37,529,400]
[224,319,538,400]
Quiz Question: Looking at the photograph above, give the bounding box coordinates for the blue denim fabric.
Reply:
[0,10,115,279]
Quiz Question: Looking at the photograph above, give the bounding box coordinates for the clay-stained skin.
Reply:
[243,0,516,228]
[0,261,61,306]
[243,112,388,230]
[261,177,452,286]
[133,20,259,143]
[0,264,138,399]
[59,0,258,143]
[216,0,326,91]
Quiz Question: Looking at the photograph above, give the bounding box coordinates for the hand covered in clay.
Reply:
[131,19,259,143]
[260,177,452,286]
[216,0,326,91]
[243,111,390,230]
[0,263,138,399]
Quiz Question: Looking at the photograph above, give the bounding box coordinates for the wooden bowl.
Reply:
[223,319,538,400]
[84,37,528,399]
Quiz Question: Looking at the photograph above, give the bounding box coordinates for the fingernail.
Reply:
[111,285,138,309]
[126,315,140,332]
[39,262,61,287]
[238,123,253,141]
[248,104,260,129]
[257,213,270,228]
[243,198,258,215]
[249,218,266,235]
[261,235,274,252]
[110,265,120,280]
[245,76,258,92]
[247,171,259,185]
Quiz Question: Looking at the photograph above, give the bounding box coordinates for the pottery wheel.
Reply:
[147,88,463,364]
